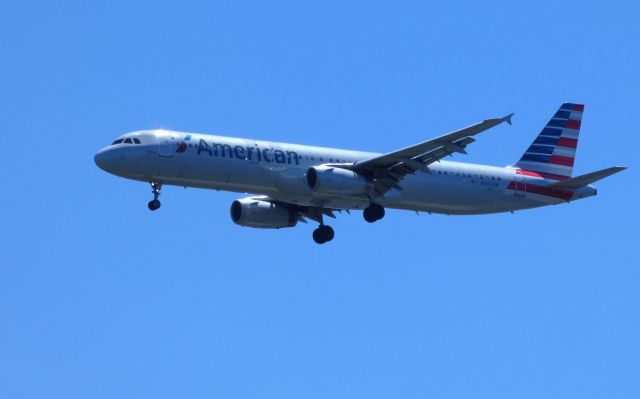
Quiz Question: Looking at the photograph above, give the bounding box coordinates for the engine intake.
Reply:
[230,197,297,229]
[306,165,372,195]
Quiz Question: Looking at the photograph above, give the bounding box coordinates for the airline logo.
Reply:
[515,103,583,181]
[176,134,191,153]
[172,133,301,165]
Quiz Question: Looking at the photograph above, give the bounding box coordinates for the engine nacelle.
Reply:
[306,165,372,195]
[230,197,297,229]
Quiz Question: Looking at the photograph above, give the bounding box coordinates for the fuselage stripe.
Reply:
[507,181,573,200]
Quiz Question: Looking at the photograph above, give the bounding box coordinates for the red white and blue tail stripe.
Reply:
[514,102,583,181]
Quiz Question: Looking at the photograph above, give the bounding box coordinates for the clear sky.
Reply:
[1,1,639,398]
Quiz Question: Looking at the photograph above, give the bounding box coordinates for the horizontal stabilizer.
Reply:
[547,166,626,190]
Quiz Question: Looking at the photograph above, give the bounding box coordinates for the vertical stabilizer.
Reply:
[515,102,584,180]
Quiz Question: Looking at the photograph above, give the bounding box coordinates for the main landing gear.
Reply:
[312,224,335,244]
[147,181,162,211]
[363,203,385,223]
[310,204,384,244]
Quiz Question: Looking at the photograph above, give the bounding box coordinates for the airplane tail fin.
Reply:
[547,166,626,190]
[514,102,584,181]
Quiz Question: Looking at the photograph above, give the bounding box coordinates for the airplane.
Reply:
[94,103,625,244]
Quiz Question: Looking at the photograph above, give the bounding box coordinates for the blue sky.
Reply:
[1,1,639,398]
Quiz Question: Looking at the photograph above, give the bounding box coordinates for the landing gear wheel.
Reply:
[312,225,335,244]
[322,225,335,242]
[148,199,161,211]
[363,203,385,223]
[312,229,323,244]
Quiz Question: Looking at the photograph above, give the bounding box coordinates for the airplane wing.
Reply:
[268,197,345,223]
[347,113,513,195]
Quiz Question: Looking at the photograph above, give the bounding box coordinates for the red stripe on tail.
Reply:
[549,155,575,167]
[520,170,571,181]
[557,137,578,148]
[565,119,581,129]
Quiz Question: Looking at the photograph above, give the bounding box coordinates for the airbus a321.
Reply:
[95,103,625,244]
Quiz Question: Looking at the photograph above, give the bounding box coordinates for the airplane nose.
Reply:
[94,148,118,173]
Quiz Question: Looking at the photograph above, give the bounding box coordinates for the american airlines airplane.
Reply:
[95,103,624,244]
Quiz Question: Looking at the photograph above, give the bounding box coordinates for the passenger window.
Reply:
[112,139,124,145]
[124,138,133,144]
[133,138,141,144]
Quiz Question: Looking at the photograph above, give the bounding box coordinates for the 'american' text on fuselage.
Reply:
[197,139,300,165]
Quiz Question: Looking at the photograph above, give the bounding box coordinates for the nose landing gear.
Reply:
[147,181,162,211]
[363,203,385,223]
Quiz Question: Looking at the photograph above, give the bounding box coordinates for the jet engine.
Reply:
[306,165,372,195]
[230,197,297,229]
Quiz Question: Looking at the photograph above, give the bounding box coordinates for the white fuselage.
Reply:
[94,130,596,215]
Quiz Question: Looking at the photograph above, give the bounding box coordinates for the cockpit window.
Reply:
[112,137,142,145]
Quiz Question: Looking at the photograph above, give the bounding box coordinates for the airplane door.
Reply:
[513,170,526,197]
[159,135,174,158]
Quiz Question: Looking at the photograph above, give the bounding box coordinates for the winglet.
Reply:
[502,113,514,125]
